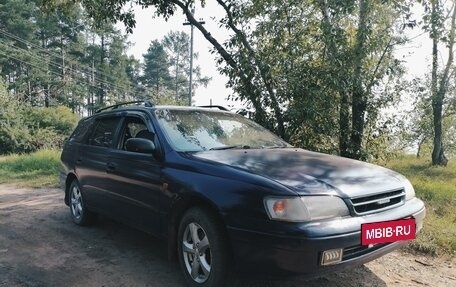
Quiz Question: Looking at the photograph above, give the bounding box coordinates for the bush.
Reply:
[0,80,33,154]
[0,78,79,154]
[24,106,79,151]
[24,106,79,135]
[30,128,64,150]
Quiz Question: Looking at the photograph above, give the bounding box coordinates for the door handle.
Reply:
[76,158,82,164]
[106,162,116,171]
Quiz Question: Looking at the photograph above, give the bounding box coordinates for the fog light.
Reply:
[321,248,343,266]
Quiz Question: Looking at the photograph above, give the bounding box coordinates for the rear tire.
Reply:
[69,180,96,226]
[177,207,233,287]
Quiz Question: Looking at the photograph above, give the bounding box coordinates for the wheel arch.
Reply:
[64,173,78,206]
[167,193,231,261]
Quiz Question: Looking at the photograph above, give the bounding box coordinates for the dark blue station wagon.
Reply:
[60,101,426,287]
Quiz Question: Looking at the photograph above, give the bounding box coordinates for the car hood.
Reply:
[192,148,404,198]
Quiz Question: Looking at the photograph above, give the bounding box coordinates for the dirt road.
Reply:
[0,185,454,287]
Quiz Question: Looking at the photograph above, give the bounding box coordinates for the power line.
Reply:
[0,40,137,96]
[0,39,138,95]
[0,29,129,87]
[0,46,135,98]
[0,29,139,92]
[0,49,98,94]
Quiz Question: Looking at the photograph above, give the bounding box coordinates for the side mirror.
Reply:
[125,138,156,154]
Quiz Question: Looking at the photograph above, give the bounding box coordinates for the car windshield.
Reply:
[154,109,290,152]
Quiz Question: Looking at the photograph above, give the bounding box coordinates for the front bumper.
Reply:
[227,198,426,279]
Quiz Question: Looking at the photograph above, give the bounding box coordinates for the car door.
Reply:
[105,113,164,236]
[77,115,123,214]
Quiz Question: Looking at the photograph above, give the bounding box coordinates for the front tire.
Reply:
[69,180,96,226]
[177,207,232,287]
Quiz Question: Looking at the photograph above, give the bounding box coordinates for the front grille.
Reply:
[342,243,391,261]
[350,189,405,215]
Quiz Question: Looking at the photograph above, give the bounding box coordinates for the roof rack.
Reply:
[197,105,229,111]
[95,100,154,113]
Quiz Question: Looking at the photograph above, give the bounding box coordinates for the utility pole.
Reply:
[91,34,95,115]
[183,8,205,106]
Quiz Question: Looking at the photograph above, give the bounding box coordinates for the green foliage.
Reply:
[140,31,211,105]
[402,76,456,158]
[1,0,141,113]
[162,31,211,103]
[218,0,410,157]
[23,106,79,150]
[25,106,79,134]
[420,0,456,166]
[142,40,172,91]
[383,155,456,255]
[33,0,455,166]
[0,78,33,153]
[0,78,79,154]
[0,149,61,187]
[150,91,187,106]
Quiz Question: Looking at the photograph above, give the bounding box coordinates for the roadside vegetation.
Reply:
[0,150,61,187]
[0,79,79,155]
[383,155,456,256]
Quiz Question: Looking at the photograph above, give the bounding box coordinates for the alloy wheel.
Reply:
[70,185,83,220]
[182,222,212,283]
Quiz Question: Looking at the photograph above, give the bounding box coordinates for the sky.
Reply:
[121,2,233,107]
[121,3,435,109]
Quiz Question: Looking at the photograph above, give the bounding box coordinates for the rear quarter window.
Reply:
[88,117,121,148]
[69,119,92,143]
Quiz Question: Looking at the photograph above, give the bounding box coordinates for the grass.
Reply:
[381,155,456,256]
[0,150,61,187]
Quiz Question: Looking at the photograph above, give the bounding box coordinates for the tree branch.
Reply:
[366,36,395,93]
[171,0,236,69]
[215,0,285,137]
[169,0,267,120]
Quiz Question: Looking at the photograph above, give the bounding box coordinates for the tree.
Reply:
[315,0,412,159]
[162,30,210,103]
[405,75,456,159]
[162,31,188,101]
[1,0,142,113]
[41,0,284,135]
[0,77,32,154]
[40,0,414,160]
[105,33,138,102]
[0,0,41,102]
[142,40,172,94]
[422,0,456,166]
[218,0,410,158]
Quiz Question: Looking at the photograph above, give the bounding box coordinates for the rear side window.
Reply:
[69,119,92,143]
[88,117,121,148]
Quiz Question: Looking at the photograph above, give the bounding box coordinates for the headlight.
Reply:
[264,196,349,222]
[403,178,415,201]
[394,173,416,201]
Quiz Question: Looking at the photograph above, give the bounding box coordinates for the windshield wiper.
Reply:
[263,145,291,149]
[209,145,251,150]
